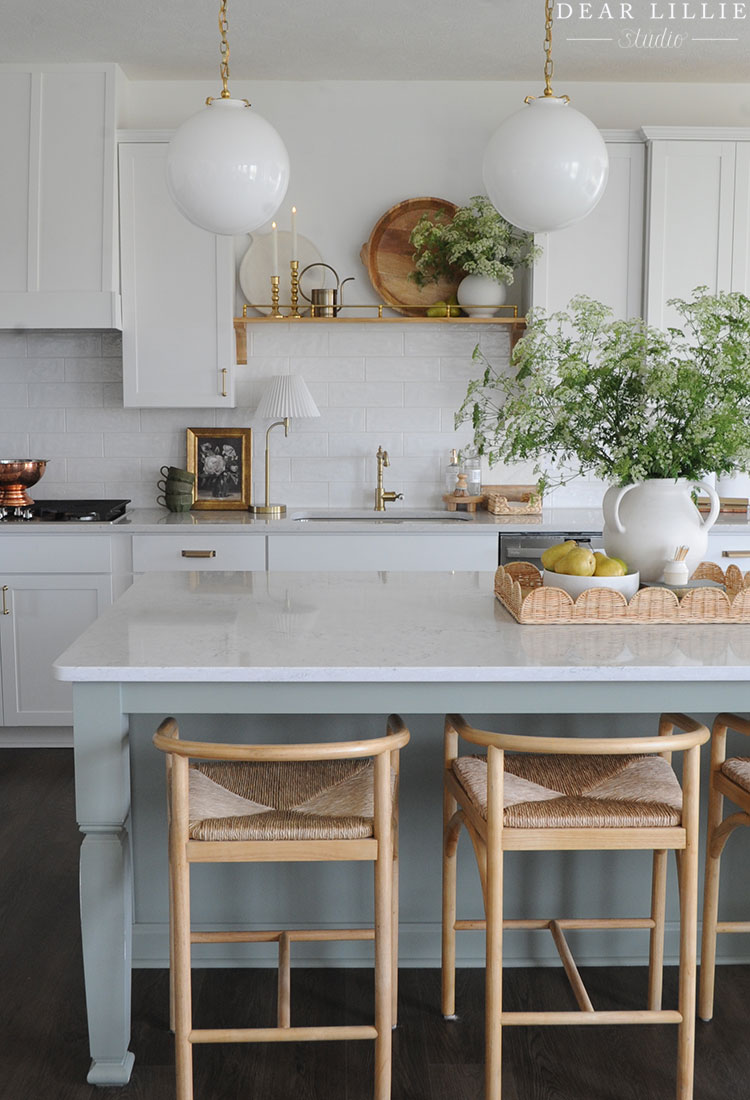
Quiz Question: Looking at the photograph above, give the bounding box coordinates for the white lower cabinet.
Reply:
[0,572,112,725]
[132,534,266,573]
[266,533,499,571]
[0,535,114,726]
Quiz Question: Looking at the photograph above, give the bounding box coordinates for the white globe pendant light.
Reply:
[166,0,289,236]
[483,0,608,234]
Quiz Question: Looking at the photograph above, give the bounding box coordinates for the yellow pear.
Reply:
[593,552,626,577]
[555,547,596,577]
[541,540,577,572]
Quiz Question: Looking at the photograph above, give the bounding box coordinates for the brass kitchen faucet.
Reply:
[374,446,403,512]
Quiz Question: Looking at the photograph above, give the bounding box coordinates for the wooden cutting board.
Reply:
[360,197,460,315]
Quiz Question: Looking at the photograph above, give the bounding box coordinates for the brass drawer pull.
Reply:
[221,367,228,398]
[721,550,750,558]
[1,585,8,615]
[181,550,217,559]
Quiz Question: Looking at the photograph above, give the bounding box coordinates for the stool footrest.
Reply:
[190,927,375,944]
[455,917,656,931]
[189,1025,378,1044]
[500,1010,682,1026]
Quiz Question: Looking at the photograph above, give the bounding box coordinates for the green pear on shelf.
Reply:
[426,296,460,318]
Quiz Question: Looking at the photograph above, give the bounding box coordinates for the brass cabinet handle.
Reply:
[721,550,750,558]
[221,367,228,398]
[1,585,9,615]
[181,549,217,558]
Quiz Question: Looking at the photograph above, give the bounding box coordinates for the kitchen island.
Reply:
[54,568,750,1085]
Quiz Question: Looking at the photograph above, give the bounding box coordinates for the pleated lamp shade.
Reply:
[256,375,320,420]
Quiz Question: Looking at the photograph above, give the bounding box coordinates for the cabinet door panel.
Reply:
[0,65,119,327]
[0,71,32,292]
[119,141,236,408]
[38,70,113,293]
[732,143,750,295]
[533,141,645,320]
[646,140,736,328]
[0,575,111,725]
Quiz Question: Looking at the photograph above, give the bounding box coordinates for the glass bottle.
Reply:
[444,448,460,493]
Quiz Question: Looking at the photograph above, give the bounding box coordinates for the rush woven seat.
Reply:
[700,715,750,1023]
[452,752,683,829]
[442,713,709,1100]
[719,755,750,794]
[189,758,377,840]
[154,715,410,1100]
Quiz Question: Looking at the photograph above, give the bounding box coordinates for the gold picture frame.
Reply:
[186,427,253,510]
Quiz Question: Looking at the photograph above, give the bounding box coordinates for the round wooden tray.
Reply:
[360,196,460,315]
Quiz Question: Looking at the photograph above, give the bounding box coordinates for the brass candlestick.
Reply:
[289,260,302,318]
[270,275,282,318]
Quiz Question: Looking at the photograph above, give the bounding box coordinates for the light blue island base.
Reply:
[57,570,750,1085]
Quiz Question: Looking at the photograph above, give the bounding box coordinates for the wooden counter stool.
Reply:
[153,714,410,1100]
[699,712,750,1022]
[441,713,709,1100]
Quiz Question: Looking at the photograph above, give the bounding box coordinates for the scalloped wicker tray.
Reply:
[495,561,750,624]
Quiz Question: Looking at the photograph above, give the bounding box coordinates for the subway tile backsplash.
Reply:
[0,326,605,510]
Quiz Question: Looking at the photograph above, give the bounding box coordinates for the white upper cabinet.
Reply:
[0,64,121,329]
[643,128,750,328]
[118,137,236,408]
[532,135,645,321]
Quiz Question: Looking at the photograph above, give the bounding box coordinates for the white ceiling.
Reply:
[3,0,750,83]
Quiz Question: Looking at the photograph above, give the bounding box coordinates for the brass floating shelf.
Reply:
[233,303,526,365]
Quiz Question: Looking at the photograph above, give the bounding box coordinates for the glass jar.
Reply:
[462,448,482,496]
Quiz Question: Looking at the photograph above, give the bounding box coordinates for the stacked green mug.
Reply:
[157,465,195,512]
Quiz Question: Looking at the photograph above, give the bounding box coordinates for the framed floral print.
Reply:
[186,427,253,510]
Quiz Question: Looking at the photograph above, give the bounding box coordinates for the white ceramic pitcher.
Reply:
[602,478,720,583]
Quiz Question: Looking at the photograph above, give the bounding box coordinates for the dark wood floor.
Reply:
[1,747,749,1100]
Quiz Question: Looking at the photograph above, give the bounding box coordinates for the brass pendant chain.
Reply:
[543,0,555,97]
[219,0,231,98]
[206,0,249,107]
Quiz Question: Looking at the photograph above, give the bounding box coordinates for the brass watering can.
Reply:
[299,263,354,317]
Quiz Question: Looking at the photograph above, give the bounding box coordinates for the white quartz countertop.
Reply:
[54,569,750,683]
[7,505,750,535]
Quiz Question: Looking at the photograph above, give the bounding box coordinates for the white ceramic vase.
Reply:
[602,478,720,583]
[456,274,507,317]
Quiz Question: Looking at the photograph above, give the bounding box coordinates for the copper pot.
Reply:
[0,460,48,507]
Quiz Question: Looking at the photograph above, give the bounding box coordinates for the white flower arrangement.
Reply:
[409,196,540,288]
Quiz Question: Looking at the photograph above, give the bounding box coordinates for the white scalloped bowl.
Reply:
[543,569,640,601]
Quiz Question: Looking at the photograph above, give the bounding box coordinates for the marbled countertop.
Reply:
[8,505,750,536]
[54,568,750,683]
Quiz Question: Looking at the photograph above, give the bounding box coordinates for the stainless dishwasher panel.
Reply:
[499,532,604,566]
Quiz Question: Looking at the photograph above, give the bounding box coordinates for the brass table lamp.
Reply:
[250,374,320,516]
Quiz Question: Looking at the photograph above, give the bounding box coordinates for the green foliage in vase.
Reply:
[455,288,750,494]
[408,195,540,288]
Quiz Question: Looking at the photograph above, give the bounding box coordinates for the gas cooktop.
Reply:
[0,499,131,523]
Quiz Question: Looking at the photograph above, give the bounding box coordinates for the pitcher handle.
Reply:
[610,483,636,534]
[696,480,720,530]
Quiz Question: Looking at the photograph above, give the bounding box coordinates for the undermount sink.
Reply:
[291,509,473,524]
